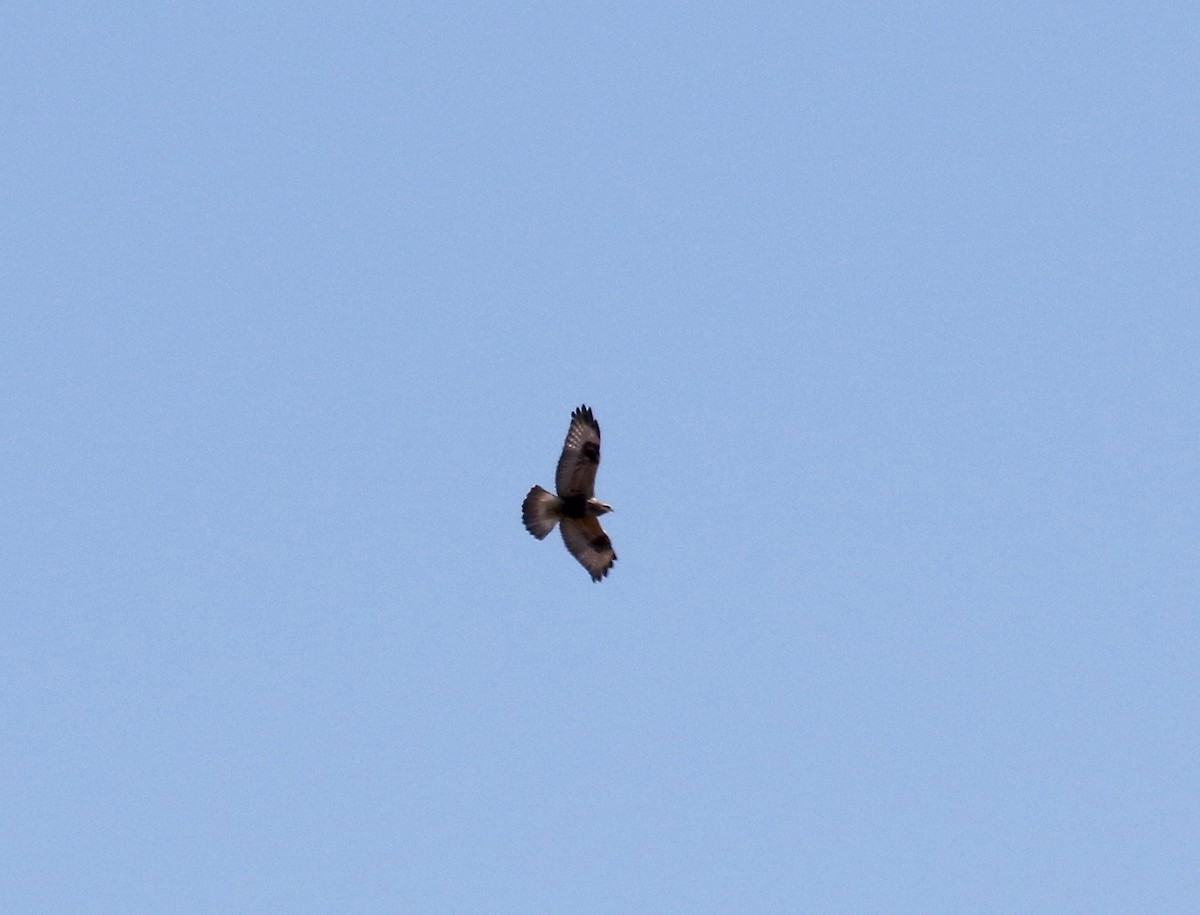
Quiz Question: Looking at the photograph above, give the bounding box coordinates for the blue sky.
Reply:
[3,1,1197,911]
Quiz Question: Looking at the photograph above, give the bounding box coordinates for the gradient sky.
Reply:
[4,1,1198,912]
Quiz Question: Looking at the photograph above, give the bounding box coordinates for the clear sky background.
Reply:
[3,2,1197,912]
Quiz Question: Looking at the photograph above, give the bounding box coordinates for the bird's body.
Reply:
[522,405,616,581]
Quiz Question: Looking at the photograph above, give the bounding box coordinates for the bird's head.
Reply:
[587,498,613,517]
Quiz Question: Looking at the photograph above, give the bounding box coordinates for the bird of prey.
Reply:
[522,405,616,582]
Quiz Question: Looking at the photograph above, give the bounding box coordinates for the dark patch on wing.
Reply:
[559,515,617,582]
[555,404,603,497]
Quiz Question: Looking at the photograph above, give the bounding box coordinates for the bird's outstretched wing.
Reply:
[560,515,616,582]
[555,405,602,497]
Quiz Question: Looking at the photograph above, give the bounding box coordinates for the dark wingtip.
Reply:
[572,404,599,433]
[590,552,616,582]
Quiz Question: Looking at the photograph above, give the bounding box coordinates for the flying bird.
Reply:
[522,405,616,581]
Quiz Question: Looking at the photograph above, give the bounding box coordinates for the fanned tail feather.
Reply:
[522,485,560,539]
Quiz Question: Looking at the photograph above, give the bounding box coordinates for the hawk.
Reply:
[522,405,616,581]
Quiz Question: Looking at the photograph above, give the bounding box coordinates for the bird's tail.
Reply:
[522,485,561,539]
